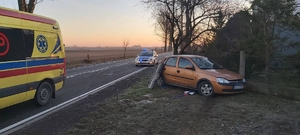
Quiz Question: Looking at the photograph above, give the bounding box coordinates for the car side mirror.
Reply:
[185,65,194,70]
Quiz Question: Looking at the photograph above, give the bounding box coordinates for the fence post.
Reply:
[239,51,245,78]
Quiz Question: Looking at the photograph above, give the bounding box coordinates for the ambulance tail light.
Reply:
[63,58,66,76]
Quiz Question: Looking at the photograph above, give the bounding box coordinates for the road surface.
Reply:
[0,53,170,131]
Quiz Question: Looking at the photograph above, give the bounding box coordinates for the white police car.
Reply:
[135,50,159,66]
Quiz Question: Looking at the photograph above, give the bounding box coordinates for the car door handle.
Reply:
[177,70,180,73]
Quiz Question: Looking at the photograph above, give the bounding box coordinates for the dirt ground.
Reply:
[13,69,300,135]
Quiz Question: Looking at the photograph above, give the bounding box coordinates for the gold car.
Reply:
[157,55,246,97]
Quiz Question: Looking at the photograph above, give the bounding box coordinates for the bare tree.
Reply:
[18,0,52,13]
[154,8,172,52]
[123,39,130,58]
[142,0,229,54]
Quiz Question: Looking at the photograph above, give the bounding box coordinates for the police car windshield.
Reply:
[139,51,153,56]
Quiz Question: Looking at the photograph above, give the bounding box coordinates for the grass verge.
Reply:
[66,56,136,69]
[65,75,300,135]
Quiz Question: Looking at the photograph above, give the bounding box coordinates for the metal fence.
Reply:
[207,52,300,89]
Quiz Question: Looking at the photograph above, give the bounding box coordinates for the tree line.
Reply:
[17,0,300,79]
[143,0,300,78]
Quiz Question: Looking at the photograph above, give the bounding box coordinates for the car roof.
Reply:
[166,54,206,59]
[141,50,153,53]
[0,6,57,24]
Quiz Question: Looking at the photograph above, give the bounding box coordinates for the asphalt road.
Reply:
[0,53,170,130]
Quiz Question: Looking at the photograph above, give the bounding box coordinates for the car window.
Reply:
[165,57,177,67]
[139,51,153,56]
[191,57,223,69]
[178,58,193,68]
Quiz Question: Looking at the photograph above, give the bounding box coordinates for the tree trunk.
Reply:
[183,0,192,54]
[263,23,269,83]
[164,24,168,52]
[124,48,127,58]
[18,0,27,12]
[28,0,36,13]
[168,33,172,52]
[173,44,179,55]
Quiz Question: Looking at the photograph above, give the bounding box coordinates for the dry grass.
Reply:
[65,75,300,135]
[66,49,142,61]
[65,49,164,69]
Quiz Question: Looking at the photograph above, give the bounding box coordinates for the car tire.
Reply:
[197,81,215,97]
[34,81,53,106]
[156,76,165,87]
[135,65,138,67]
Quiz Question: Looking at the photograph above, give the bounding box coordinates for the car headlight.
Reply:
[216,78,230,83]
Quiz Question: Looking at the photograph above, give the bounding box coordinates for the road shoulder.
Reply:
[12,68,153,135]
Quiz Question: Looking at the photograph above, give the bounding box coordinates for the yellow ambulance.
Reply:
[0,7,66,109]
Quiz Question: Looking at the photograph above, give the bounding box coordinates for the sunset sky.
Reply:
[0,0,162,47]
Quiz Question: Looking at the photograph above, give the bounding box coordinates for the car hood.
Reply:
[202,69,243,80]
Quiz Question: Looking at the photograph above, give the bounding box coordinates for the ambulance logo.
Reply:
[0,32,9,56]
[36,35,48,53]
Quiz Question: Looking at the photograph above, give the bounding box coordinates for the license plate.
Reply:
[234,85,244,89]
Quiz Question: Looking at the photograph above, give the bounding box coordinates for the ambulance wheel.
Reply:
[34,81,53,106]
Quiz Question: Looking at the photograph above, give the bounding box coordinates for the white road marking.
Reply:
[66,64,119,79]
[65,52,170,79]
[0,67,148,135]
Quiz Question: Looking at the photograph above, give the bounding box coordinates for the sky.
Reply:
[0,0,162,47]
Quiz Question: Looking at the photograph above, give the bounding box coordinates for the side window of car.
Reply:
[165,57,177,67]
[178,58,193,68]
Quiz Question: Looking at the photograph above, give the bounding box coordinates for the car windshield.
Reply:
[191,57,223,69]
[139,51,153,56]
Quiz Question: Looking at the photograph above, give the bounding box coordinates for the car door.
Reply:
[162,57,178,84]
[175,57,196,88]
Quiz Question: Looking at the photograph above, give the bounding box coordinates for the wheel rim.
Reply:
[157,77,163,86]
[200,83,213,96]
[40,87,50,100]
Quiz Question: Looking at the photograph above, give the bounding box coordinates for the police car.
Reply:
[135,49,159,66]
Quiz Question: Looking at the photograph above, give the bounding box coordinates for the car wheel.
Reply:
[34,81,53,106]
[197,81,215,97]
[135,64,138,67]
[156,76,165,87]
